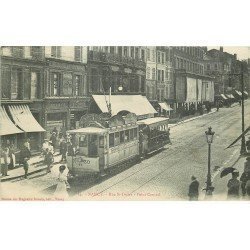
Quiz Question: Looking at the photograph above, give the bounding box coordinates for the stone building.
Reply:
[145,46,174,115]
[43,46,88,138]
[203,47,240,96]
[1,46,46,150]
[0,46,88,150]
[87,46,146,95]
[171,46,214,112]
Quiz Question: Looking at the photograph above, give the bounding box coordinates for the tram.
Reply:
[66,113,170,177]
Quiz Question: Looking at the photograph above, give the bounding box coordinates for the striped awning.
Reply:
[8,105,45,133]
[221,94,227,100]
[158,102,173,111]
[0,106,23,136]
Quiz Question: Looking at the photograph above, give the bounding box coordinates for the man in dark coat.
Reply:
[188,176,199,201]
[20,144,31,179]
[227,171,240,199]
[60,139,67,162]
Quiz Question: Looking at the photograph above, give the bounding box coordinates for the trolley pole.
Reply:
[240,62,247,155]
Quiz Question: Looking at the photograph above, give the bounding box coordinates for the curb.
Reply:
[1,166,48,182]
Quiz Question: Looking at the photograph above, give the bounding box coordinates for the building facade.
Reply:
[171,46,214,112]
[1,46,46,150]
[43,46,88,138]
[204,47,240,96]
[146,47,174,102]
[1,46,88,150]
[87,46,146,96]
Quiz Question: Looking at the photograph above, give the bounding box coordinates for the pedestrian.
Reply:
[60,138,67,162]
[50,132,57,150]
[188,176,199,201]
[52,127,58,137]
[24,138,31,151]
[1,147,10,176]
[216,101,220,112]
[8,142,16,169]
[54,165,69,199]
[44,148,54,173]
[240,162,250,196]
[227,170,240,200]
[20,144,31,179]
[42,139,49,156]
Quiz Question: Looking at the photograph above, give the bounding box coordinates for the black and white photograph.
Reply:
[1,1,250,250]
[1,45,250,201]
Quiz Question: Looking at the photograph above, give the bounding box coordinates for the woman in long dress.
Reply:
[54,165,69,199]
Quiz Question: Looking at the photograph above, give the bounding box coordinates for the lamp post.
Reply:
[205,127,215,196]
[240,62,247,155]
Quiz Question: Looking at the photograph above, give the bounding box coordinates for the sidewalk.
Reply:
[1,153,62,182]
[200,152,250,201]
[169,108,217,128]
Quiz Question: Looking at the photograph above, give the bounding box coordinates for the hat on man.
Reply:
[191,175,196,181]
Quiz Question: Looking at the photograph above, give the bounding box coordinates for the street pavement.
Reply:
[1,101,250,201]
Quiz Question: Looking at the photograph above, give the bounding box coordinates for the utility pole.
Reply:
[240,62,247,155]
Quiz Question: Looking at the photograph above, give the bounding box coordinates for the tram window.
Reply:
[125,130,130,142]
[133,128,137,139]
[114,132,120,146]
[129,129,134,140]
[99,136,104,148]
[120,131,125,143]
[79,135,87,147]
[109,133,114,147]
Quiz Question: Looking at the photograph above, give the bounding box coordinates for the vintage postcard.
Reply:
[0,46,250,201]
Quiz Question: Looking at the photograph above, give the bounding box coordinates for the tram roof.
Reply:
[137,117,169,126]
[67,127,107,134]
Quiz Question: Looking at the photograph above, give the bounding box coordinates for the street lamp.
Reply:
[205,127,215,196]
[240,62,247,155]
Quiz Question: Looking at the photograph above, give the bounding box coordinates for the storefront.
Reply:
[8,104,45,150]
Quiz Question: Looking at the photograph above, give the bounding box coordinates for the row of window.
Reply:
[1,67,40,99]
[175,57,204,74]
[175,47,204,59]
[147,49,171,63]
[2,46,83,62]
[90,46,145,61]
[146,67,171,81]
[109,128,138,147]
[51,46,82,61]
[146,85,170,101]
[49,72,84,97]
[206,63,229,71]
[90,69,145,93]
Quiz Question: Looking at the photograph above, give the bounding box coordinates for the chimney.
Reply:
[234,54,237,60]
[219,46,223,52]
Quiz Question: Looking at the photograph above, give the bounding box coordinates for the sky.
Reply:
[207,46,250,60]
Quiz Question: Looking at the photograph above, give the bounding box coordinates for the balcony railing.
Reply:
[88,50,146,69]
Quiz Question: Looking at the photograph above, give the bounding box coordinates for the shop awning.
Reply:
[92,95,157,117]
[8,105,45,133]
[0,106,24,136]
[221,94,228,100]
[226,94,235,99]
[158,102,173,111]
[226,126,250,149]
[235,90,242,96]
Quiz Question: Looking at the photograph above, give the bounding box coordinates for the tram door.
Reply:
[88,134,98,157]
[98,134,107,171]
